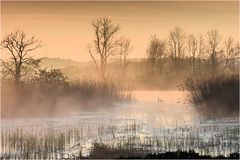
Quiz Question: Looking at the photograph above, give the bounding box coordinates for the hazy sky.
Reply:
[1,1,239,61]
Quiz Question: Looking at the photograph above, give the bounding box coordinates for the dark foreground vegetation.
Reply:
[182,74,239,117]
[88,143,239,159]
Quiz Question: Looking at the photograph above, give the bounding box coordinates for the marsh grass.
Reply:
[0,128,83,159]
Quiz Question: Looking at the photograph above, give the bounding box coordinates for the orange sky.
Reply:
[1,1,239,61]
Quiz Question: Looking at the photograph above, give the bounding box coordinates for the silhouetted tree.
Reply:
[168,27,186,73]
[187,34,198,73]
[224,37,234,65]
[88,17,120,81]
[146,35,166,74]
[223,37,239,73]
[206,29,222,76]
[195,34,206,74]
[197,34,206,59]
[0,30,42,84]
[118,37,132,80]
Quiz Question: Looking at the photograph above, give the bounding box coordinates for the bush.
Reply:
[182,74,239,117]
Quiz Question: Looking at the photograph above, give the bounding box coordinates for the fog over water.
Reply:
[2,90,193,128]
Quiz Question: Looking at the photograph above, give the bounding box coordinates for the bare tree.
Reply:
[207,29,222,76]
[187,34,198,72]
[168,27,186,59]
[88,17,120,81]
[194,33,206,73]
[224,37,239,72]
[118,37,132,79]
[168,27,186,72]
[225,37,235,61]
[146,35,166,74]
[0,30,42,84]
[198,33,206,59]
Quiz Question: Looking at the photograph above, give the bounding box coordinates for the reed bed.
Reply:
[182,74,239,116]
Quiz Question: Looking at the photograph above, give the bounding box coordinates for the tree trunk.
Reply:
[211,51,216,77]
[123,55,127,81]
[15,63,21,85]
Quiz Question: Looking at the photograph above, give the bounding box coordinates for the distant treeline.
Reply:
[63,27,239,89]
[125,28,239,88]
[145,28,239,76]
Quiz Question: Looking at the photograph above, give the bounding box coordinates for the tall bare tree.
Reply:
[224,37,239,72]
[198,33,206,59]
[0,30,42,84]
[207,29,222,76]
[225,37,234,61]
[187,34,198,72]
[118,37,132,79]
[146,35,166,74]
[194,33,206,73]
[168,27,186,73]
[88,17,120,80]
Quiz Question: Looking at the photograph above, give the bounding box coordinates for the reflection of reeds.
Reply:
[1,120,239,159]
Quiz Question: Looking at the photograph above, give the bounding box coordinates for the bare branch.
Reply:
[0,30,42,83]
[0,59,15,76]
[88,47,100,75]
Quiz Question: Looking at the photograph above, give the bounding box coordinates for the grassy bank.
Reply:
[182,74,239,117]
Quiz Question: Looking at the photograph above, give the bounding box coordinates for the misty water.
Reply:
[1,91,239,158]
